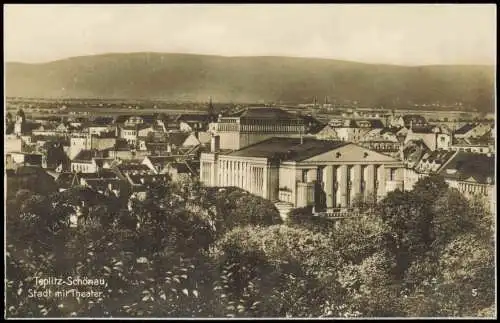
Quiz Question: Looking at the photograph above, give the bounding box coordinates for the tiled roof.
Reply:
[168,132,190,146]
[455,124,476,135]
[438,152,495,184]
[402,115,427,124]
[177,114,211,122]
[73,149,106,162]
[227,137,348,161]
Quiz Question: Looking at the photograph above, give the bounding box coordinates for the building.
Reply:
[330,119,384,142]
[215,107,306,150]
[14,109,26,135]
[119,124,154,146]
[5,135,25,153]
[438,152,495,213]
[315,125,340,140]
[70,150,107,173]
[177,114,212,133]
[454,123,492,139]
[200,137,404,211]
[404,126,441,151]
[391,115,427,128]
[6,152,44,170]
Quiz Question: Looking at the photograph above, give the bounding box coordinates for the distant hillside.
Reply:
[5,52,495,112]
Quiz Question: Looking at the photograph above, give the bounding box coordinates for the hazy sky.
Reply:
[4,4,496,66]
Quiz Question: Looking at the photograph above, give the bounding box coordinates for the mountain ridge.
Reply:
[5,52,495,112]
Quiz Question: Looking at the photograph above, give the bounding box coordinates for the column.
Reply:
[250,166,255,194]
[242,163,247,191]
[211,161,217,186]
[223,160,228,186]
[377,165,386,199]
[263,166,268,199]
[351,164,362,202]
[337,165,348,208]
[323,165,335,210]
[239,162,244,188]
[365,164,376,199]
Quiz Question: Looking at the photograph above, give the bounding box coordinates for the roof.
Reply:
[73,149,106,162]
[89,117,114,126]
[227,137,348,162]
[121,124,153,131]
[78,170,118,179]
[411,125,437,134]
[83,178,122,190]
[145,155,178,164]
[197,132,212,144]
[168,132,190,146]
[54,172,76,189]
[114,114,158,125]
[419,150,456,165]
[93,158,115,168]
[454,124,476,135]
[402,115,427,124]
[177,114,211,122]
[128,174,169,185]
[116,163,151,173]
[403,140,431,164]
[438,152,495,184]
[228,107,301,121]
[353,119,384,128]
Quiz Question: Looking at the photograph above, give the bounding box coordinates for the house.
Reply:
[6,152,44,170]
[200,136,404,212]
[438,152,495,212]
[177,114,211,132]
[454,123,492,139]
[142,155,180,174]
[332,119,384,142]
[165,161,199,182]
[70,150,107,173]
[404,126,441,151]
[392,115,427,128]
[5,135,25,153]
[436,133,452,150]
[119,124,154,146]
[315,125,340,140]
[450,136,495,154]
[81,178,123,197]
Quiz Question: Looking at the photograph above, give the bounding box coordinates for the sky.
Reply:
[4,4,497,66]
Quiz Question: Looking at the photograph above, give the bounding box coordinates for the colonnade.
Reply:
[217,159,267,197]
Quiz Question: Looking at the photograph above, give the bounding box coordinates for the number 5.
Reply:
[472,289,478,297]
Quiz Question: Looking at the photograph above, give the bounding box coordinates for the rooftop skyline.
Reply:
[4,4,496,66]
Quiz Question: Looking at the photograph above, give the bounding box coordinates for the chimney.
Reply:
[211,135,220,153]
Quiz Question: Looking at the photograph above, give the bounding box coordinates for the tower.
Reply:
[14,109,26,135]
[208,96,216,122]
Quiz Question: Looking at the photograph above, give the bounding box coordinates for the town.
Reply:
[5,4,495,319]
[6,97,495,223]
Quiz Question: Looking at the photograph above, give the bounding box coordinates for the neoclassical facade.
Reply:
[200,137,404,210]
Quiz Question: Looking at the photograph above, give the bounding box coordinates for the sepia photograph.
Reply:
[4,3,496,319]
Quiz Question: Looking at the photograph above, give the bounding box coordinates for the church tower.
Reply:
[14,109,26,135]
[208,96,217,122]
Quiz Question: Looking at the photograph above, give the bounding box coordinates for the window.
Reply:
[390,168,397,181]
[302,169,308,183]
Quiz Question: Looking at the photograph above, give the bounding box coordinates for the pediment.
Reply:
[303,143,400,163]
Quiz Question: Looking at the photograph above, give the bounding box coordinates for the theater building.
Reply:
[200,137,404,211]
[215,107,306,150]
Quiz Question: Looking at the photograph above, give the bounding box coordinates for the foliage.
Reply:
[5,172,495,318]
